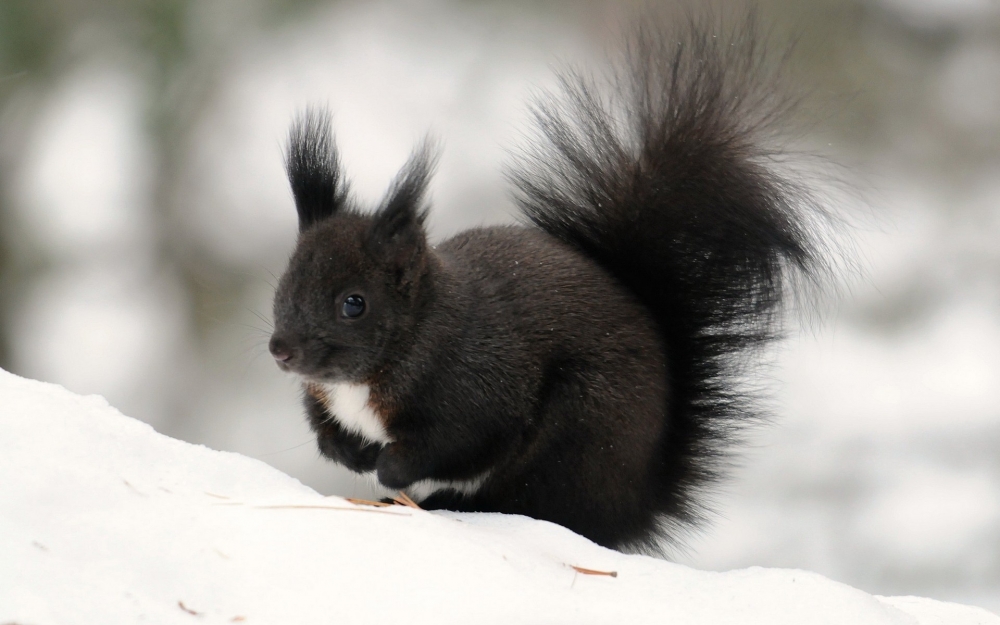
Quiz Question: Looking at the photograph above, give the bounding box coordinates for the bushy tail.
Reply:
[509,13,829,547]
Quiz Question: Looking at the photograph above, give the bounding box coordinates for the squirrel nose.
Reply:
[268,335,296,363]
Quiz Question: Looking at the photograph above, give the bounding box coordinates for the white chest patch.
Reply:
[319,382,391,444]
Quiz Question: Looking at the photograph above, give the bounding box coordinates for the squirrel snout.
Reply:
[268,335,297,366]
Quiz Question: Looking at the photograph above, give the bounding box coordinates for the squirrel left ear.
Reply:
[285,108,350,232]
[368,142,436,292]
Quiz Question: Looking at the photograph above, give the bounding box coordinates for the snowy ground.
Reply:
[2,369,997,624]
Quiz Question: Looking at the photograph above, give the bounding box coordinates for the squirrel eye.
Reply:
[342,294,366,318]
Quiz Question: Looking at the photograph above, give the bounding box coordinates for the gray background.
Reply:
[0,0,997,613]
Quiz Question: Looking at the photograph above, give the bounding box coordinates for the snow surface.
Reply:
[2,369,997,625]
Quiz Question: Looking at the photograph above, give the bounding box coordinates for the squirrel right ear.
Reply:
[368,142,436,292]
[285,107,349,232]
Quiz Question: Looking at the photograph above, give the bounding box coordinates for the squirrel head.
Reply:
[269,109,435,383]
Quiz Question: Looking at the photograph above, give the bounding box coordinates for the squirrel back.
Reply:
[270,13,828,552]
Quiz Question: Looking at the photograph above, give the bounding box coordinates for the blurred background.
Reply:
[0,0,997,613]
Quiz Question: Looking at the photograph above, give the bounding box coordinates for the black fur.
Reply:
[269,15,827,552]
[285,108,350,231]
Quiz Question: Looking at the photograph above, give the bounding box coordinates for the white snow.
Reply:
[1,369,997,625]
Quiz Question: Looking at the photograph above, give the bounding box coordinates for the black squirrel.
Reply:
[268,15,828,552]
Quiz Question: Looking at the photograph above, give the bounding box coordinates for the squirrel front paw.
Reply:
[316,430,382,473]
[305,387,383,473]
[376,443,422,489]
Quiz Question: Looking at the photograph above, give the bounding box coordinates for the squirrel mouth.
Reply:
[269,335,353,377]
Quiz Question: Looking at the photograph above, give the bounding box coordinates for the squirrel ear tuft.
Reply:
[285,107,349,231]
[371,140,435,241]
[369,141,437,290]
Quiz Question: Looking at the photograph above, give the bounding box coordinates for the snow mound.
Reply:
[1,369,997,625]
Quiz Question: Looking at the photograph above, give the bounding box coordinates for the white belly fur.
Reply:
[405,473,490,501]
[320,382,391,444]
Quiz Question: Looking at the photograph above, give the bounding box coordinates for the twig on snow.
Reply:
[570,565,618,578]
[345,497,394,507]
[393,492,422,509]
[178,600,201,615]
